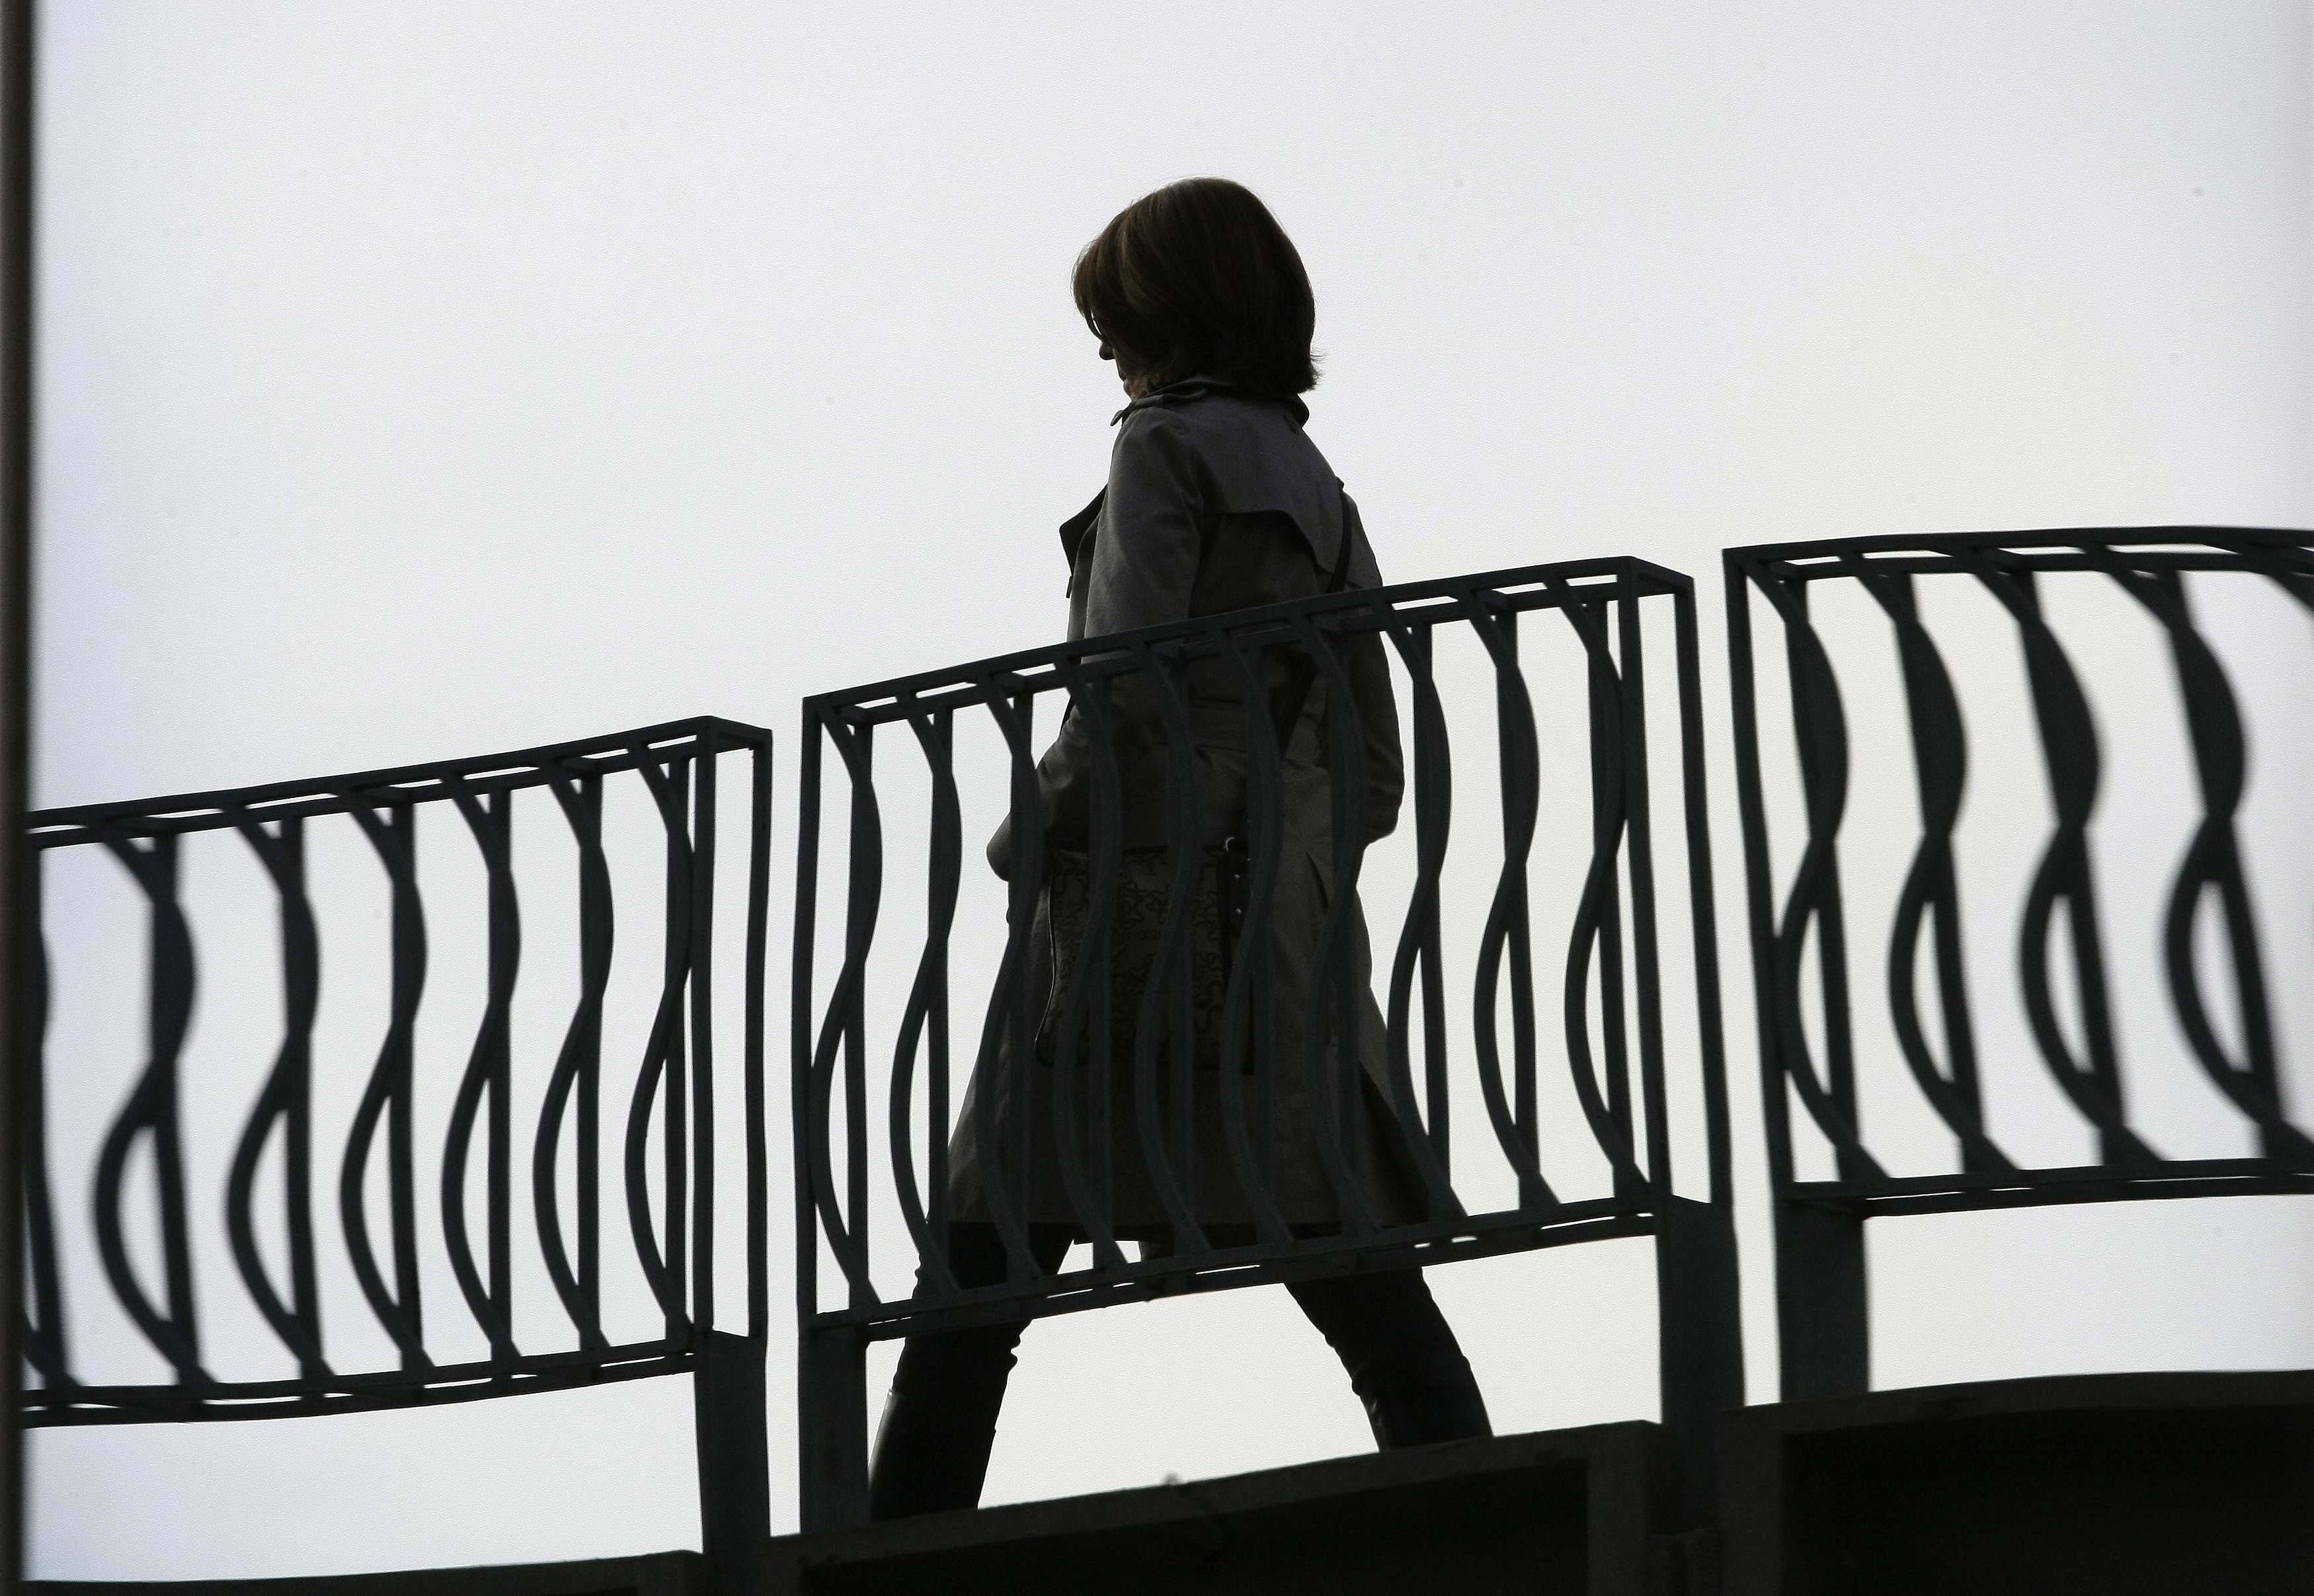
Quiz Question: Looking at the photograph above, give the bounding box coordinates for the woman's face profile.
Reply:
[1098,337,1152,399]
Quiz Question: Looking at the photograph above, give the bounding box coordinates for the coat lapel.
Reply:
[1059,486,1103,566]
[1059,486,1104,594]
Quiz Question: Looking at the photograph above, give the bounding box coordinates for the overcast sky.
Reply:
[27,1,2314,1580]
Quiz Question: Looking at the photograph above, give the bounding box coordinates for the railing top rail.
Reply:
[28,714,774,845]
[809,554,1692,723]
[1726,524,2313,579]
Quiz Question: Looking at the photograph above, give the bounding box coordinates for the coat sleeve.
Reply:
[988,412,1204,877]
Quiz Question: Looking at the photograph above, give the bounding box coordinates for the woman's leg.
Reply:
[865,1223,1073,1520]
[1286,1267,1492,1449]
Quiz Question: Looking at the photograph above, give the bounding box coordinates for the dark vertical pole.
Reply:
[1779,580,1868,1399]
[694,1330,770,1596]
[1652,578,1744,1527]
[663,758,689,1340]
[1774,1199,1868,1400]
[691,735,766,1596]
[793,707,866,1532]
[744,739,770,1343]
[1673,588,1733,1211]
[690,746,717,1332]
[1724,557,1866,1400]
[1615,582,1669,1193]
[1655,1197,1744,1528]
[0,0,30,1574]
[843,729,871,1301]
[924,713,954,1277]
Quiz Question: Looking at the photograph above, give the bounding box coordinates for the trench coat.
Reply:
[949,377,1431,1238]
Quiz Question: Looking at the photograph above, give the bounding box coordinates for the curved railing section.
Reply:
[18,717,772,1425]
[1726,529,2314,1399]
[792,556,1738,1529]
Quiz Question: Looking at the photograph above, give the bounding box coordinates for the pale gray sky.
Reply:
[28,1,2314,1579]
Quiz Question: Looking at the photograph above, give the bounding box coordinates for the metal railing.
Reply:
[1726,528,2314,1400]
[16,717,773,1590]
[792,556,1741,1528]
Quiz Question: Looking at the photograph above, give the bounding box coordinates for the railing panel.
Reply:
[18,717,771,1425]
[1727,528,2314,1400]
[792,556,1738,1528]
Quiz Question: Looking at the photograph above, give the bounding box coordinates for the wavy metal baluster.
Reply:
[342,800,428,1368]
[536,769,611,1351]
[1211,632,1297,1245]
[1006,691,1045,1253]
[1297,611,1384,1233]
[1754,573,1886,1182]
[1549,588,1646,1196]
[973,686,1047,1282]
[890,704,963,1295]
[2229,539,2314,1076]
[1301,605,1435,1237]
[2100,559,2314,1162]
[20,846,71,1389]
[1082,684,1126,1256]
[629,750,696,1335]
[1957,557,2155,1166]
[442,779,520,1367]
[1466,597,1555,1209]
[91,828,209,1388]
[1039,670,1132,1268]
[1384,621,1456,1195]
[1129,641,1213,1249]
[221,811,331,1380]
[744,737,773,1341]
[1851,566,2013,1174]
[792,710,830,1324]
[805,713,879,1306]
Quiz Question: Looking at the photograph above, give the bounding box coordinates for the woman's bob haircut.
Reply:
[1072,177,1319,399]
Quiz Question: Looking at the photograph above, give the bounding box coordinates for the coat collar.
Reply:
[1110,374,1310,428]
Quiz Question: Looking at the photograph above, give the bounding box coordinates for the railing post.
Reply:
[1654,1197,1743,1524]
[694,1330,770,1595]
[797,1326,868,1532]
[1775,1199,1867,1400]
[1726,551,1872,1405]
[1654,573,1744,1527]
[792,703,871,1533]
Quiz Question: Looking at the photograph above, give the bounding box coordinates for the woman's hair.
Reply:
[1072,177,1319,397]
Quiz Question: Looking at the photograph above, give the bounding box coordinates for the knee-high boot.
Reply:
[865,1223,1070,1520]
[1287,1267,1493,1449]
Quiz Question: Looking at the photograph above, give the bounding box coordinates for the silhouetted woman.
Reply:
[867,177,1492,1519]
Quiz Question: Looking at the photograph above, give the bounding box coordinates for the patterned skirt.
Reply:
[1034,844,1238,1074]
